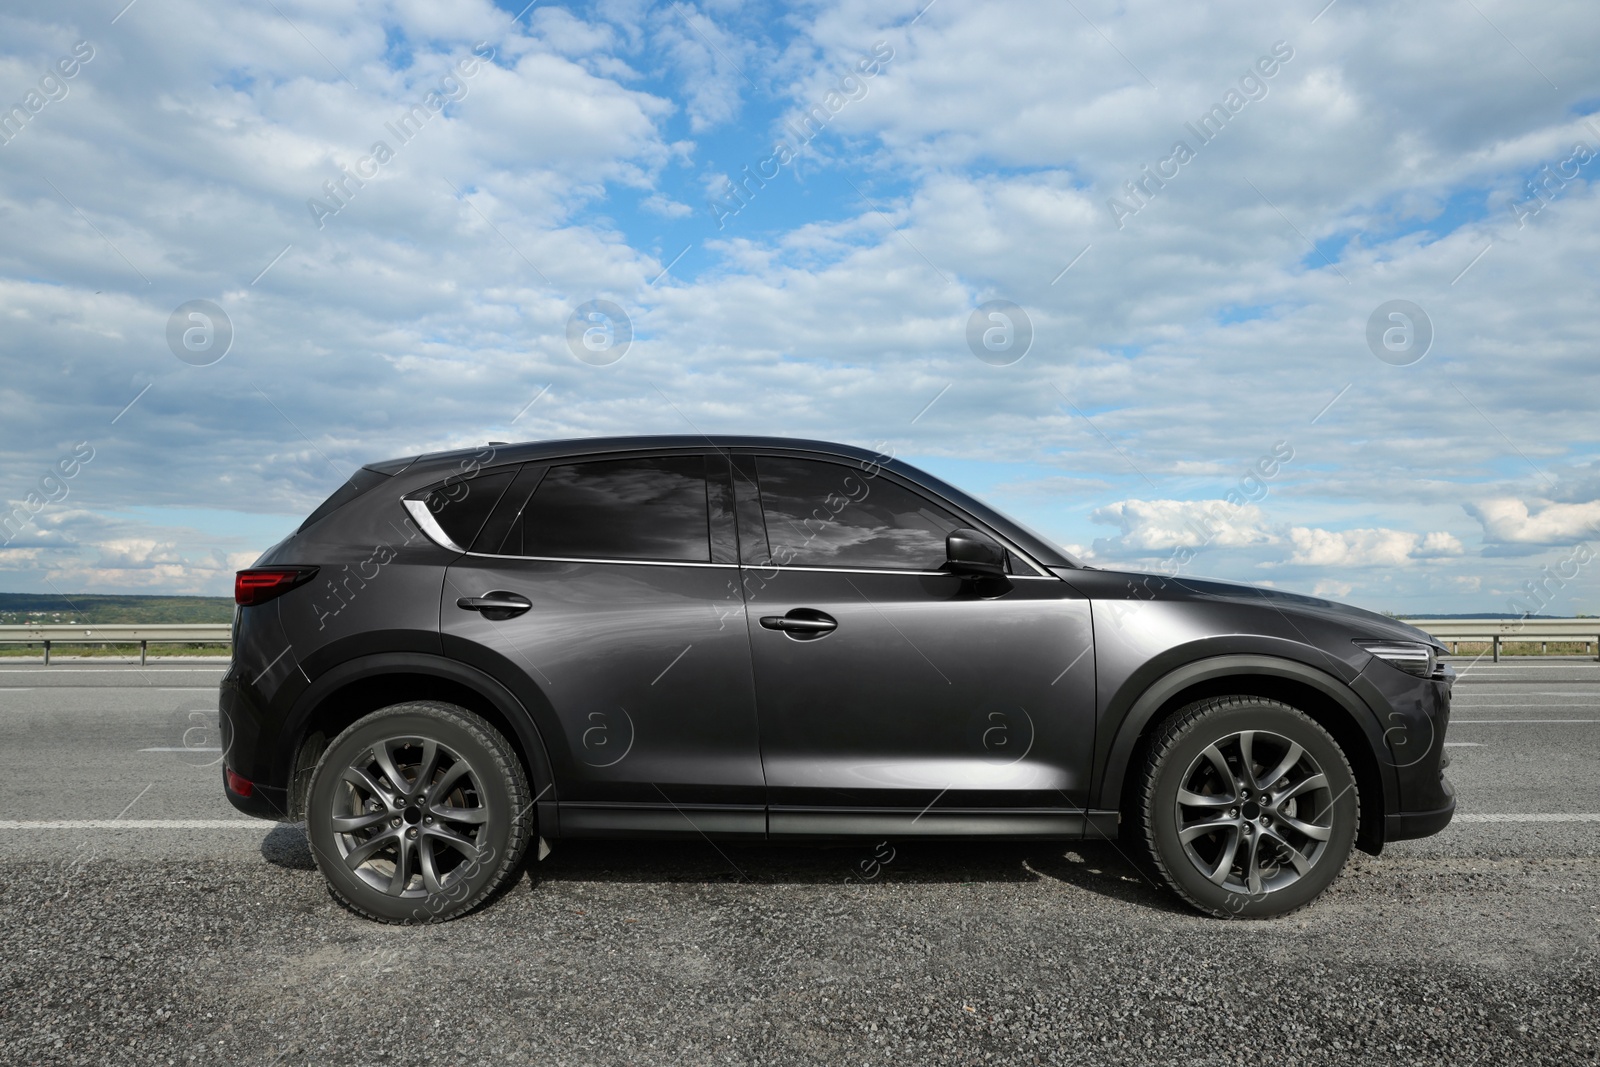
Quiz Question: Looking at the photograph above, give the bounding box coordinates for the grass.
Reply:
[0,643,231,659]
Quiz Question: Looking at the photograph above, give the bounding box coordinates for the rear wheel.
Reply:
[306,701,533,923]
[1139,696,1358,918]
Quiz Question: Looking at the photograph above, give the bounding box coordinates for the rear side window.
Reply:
[482,456,710,562]
[298,467,391,532]
[754,456,965,571]
[424,469,516,550]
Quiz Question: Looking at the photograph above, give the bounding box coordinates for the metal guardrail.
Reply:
[1,618,1593,665]
[1405,618,1600,662]
[0,624,232,665]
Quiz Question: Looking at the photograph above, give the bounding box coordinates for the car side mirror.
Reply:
[944,528,1006,578]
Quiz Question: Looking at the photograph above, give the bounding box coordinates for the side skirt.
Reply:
[554,802,1120,841]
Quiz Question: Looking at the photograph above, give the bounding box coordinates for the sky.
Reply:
[1,0,1598,616]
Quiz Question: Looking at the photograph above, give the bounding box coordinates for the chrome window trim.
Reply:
[461,550,735,569]
[403,499,468,554]
[738,564,1060,579]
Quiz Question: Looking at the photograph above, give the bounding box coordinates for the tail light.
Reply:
[235,567,318,607]
[225,769,255,797]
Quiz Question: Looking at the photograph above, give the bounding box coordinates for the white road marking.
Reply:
[1454,814,1600,823]
[1452,719,1599,723]
[0,820,265,829]
[1442,742,1482,747]
[139,746,222,752]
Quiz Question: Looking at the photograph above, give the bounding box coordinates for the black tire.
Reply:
[1138,696,1358,919]
[306,701,533,923]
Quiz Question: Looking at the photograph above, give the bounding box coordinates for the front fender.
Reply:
[1091,650,1397,831]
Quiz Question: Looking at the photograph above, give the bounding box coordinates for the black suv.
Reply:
[222,436,1455,922]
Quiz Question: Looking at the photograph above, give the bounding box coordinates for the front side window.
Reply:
[754,456,965,571]
[482,455,711,562]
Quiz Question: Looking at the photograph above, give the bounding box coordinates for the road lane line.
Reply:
[1452,719,1599,723]
[139,746,222,752]
[0,820,266,829]
[1454,814,1600,823]
[1442,742,1482,747]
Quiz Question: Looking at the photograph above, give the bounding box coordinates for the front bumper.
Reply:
[1354,656,1456,843]
[1385,773,1456,841]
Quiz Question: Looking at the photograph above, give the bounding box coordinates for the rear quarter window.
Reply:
[298,467,392,532]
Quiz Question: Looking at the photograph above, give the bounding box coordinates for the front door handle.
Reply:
[759,609,838,640]
[456,592,532,620]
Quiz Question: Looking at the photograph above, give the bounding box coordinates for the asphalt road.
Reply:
[1,658,1596,1066]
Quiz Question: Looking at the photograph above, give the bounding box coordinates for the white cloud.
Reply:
[1466,498,1600,545]
[1287,527,1460,567]
[1091,499,1277,551]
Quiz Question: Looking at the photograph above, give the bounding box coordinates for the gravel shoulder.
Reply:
[3,833,1596,1067]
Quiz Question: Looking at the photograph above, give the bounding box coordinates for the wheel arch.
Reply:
[281,652,557,823]
[1096,654,1395,854]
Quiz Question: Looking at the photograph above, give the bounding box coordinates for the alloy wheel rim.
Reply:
[329,735,493,898]
[1173,729,1335,898]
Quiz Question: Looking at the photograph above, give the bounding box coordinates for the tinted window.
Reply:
[424,469,515,549]
[755,456,965,570]
[471,464,545,554]
[497,456,710,562]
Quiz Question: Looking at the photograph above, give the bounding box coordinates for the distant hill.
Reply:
[0,592,234,625]
[1398,613,1596,620]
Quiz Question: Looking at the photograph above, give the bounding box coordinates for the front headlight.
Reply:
[1355,639,1437,678]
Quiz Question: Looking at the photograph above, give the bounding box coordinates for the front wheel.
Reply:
[1139,696,1359,918]
[306,701,533,923]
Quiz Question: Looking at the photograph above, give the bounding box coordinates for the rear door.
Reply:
[735,452,1097,836]
[438,451,762,836]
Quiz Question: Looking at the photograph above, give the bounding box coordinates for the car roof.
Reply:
[364,435,893,476]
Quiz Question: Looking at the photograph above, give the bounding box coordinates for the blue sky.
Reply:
[1,0,1598,615]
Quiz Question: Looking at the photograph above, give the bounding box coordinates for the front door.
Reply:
[735,453,1096,836]
[439,451,762,837]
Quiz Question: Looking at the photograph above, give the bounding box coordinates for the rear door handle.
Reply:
[759,609,837,639]
[456,592,532,619]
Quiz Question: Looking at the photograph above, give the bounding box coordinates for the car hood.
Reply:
[1094,570,1443,648]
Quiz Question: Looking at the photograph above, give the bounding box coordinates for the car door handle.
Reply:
[456,592,532,619]
[759,610,837,638]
